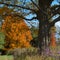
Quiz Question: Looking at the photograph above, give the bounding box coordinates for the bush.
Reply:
[7,47,38,60]
[2,15,32,49]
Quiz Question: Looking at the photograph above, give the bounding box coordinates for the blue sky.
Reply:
[51,0,59,6]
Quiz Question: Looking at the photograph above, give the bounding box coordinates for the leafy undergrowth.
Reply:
[0,45,60,60]
[6,45,60,60]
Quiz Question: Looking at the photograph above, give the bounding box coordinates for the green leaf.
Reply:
[0,32,5,45]
[0,45,4,49]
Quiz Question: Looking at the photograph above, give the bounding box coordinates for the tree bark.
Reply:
[37,0,51,54]
[37,10,44,54]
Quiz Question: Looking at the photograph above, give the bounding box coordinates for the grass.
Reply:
[25,55,60,60]
[10,45,60,60]
[0,46,60,60]
[0,54,60,60]
[0,55,14,60]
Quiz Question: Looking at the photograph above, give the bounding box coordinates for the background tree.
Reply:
[2,15,32,50]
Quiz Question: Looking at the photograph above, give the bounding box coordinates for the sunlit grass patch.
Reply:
[0,55,14,60]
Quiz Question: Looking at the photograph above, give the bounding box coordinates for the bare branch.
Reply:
[11,14,37,21]
[49,16,60,27]
[30,0,39,9]
[0,2,48,16]
[23,17,37,21]
[2,13,37,21]
[17,15,37,20]
[44,6,60,23]
[48,7,60,21]
[0,2,36,12]
[50,5,60,10]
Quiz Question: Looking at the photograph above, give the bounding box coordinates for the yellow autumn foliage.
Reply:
[2,15,32,50]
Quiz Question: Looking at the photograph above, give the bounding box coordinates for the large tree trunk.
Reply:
[37,10,44,54]
[37,14,50,54]
[37,0,51,54]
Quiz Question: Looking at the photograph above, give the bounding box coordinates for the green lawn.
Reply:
[0,55,14,60]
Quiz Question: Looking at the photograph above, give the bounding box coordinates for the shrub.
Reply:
[2,15,33,49]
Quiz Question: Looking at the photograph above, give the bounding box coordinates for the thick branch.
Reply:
[3,13,37,21]
[0,2,36,12]
[50,5,60,11]
[49,16,60,27]
[44,6,60,23]
[23,17,37,21]
[51,6,60,15]
[13,14,37,20]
